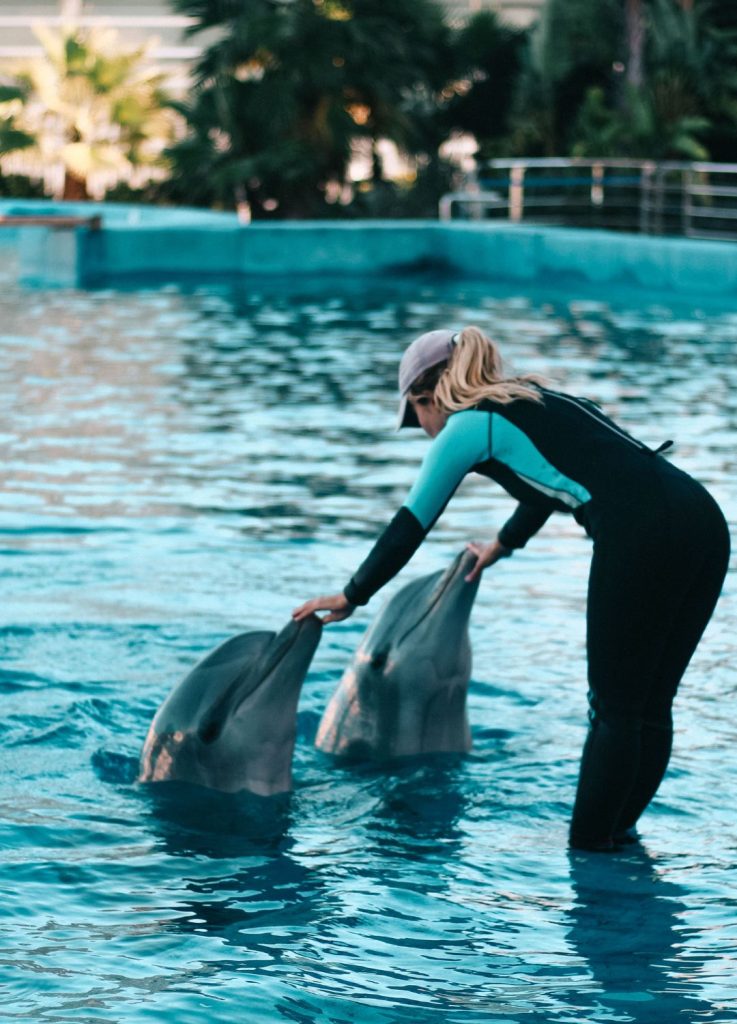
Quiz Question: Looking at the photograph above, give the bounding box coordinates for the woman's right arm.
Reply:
[498,503,552,550]
[463,503,552,583]
[343,410,493,606]
[294,411,493,619]
[464,537,512,582]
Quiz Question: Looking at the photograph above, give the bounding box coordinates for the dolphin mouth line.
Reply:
[248,619,311,696]
[396,554,469,647]
[198,619,315,743]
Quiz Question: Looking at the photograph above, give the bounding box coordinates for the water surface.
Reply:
[2,257,736,1023]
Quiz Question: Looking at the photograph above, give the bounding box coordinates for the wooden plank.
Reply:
[0,215,101,229]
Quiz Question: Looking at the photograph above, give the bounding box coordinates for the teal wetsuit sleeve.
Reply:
[344,411,492,606]
[404,410,493,529]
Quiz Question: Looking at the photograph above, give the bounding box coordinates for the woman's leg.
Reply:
[613,514,730,835]
[570,523,672,848]
[570,487,729,849]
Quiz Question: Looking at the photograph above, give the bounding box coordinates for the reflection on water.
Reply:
[1,267,736,1023]
[567,849,716,1023]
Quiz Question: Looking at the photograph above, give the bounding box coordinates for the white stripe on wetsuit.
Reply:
[404,408,591,531]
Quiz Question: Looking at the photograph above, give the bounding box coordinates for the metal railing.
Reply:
[439,159,737,241]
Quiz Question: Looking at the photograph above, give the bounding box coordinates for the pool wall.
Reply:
[2,200,736,296]
[80,222,450,283]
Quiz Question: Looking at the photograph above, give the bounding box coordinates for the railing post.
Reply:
[654,164,664,235]
[509,165,525,222]
[591,162,604,206]
[639,164,651,234]
[681,166,693,238]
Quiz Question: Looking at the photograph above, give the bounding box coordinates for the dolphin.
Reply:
[139,615,322,796]
[315,550,480,761]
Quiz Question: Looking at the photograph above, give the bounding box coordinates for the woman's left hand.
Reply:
[292,592,356,625]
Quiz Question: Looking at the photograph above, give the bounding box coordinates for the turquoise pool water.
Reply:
[2,254,736,1023]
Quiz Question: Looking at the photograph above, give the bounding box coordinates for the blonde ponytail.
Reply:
[431,326,545,412]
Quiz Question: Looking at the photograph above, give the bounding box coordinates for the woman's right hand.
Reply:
[464,538,511,583]
[292,592,356,625]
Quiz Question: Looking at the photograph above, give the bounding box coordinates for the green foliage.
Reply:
[506,0,623,156]
[443,12,527,160]
[572,85,710,160]
[167,0,453,216]
[0,172,46,198]
[0,83,35,157]
[336,157,456,219]
[102,177,179,204]
[5,0,736,215]
[566,0,737,161]
[709,0,737,32]
[0,84,28,104]
[645,0,737,160]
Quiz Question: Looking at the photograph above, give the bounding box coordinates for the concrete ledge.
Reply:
[80,225,243,284]
[3,200,736,297]
[77,221,449,285]
[16,224,83,288]
[237,221,449,277]
[443,223,737,295]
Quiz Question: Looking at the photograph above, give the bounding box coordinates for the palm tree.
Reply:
[444,12,528,160]
[507,0,737,162]
[624,0,645,88]
[167,0,451,217]
[644,0,737,160]
[602,0,737,159]
[0,24,177,199]
[507,0,623,155]
[0,84,35,154]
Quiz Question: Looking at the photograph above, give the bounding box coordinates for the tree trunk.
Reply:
[62,171,88,201]
[625,0,645,90]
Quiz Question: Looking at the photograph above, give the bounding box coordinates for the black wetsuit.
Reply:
[343,388,730,847]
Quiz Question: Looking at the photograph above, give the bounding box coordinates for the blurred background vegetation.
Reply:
[0,0,735,217]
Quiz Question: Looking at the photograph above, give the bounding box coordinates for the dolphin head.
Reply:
[363,548,480,679]
[316,550,480,760]
[139,615,322,796]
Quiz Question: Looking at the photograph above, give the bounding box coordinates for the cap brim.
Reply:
[397,393,419,429]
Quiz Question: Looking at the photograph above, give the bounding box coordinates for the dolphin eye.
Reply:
[198,718,222,744]
[370,650,389,671]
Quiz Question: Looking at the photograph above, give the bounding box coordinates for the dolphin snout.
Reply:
[437,548,479,597]
[456,548,478,577]
[277,613,323,646]
[267,614,323,672]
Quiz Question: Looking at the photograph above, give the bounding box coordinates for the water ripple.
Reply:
[1,269,736,1023]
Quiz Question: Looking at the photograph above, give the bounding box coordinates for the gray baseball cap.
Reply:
[397,329,458,428]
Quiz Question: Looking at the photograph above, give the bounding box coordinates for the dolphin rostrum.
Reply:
[315,550,480,761]
[139,615,322,795]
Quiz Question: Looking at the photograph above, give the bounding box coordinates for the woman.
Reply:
[293,326,730,850]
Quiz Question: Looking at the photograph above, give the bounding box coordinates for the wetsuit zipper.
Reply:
[545,390,672,456]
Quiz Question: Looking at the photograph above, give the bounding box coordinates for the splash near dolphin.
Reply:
[316,550,480,761]
[139,616,322,795]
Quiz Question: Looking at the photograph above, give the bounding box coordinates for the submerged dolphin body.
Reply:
[316,550,480,761]
[139,616,322,795]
